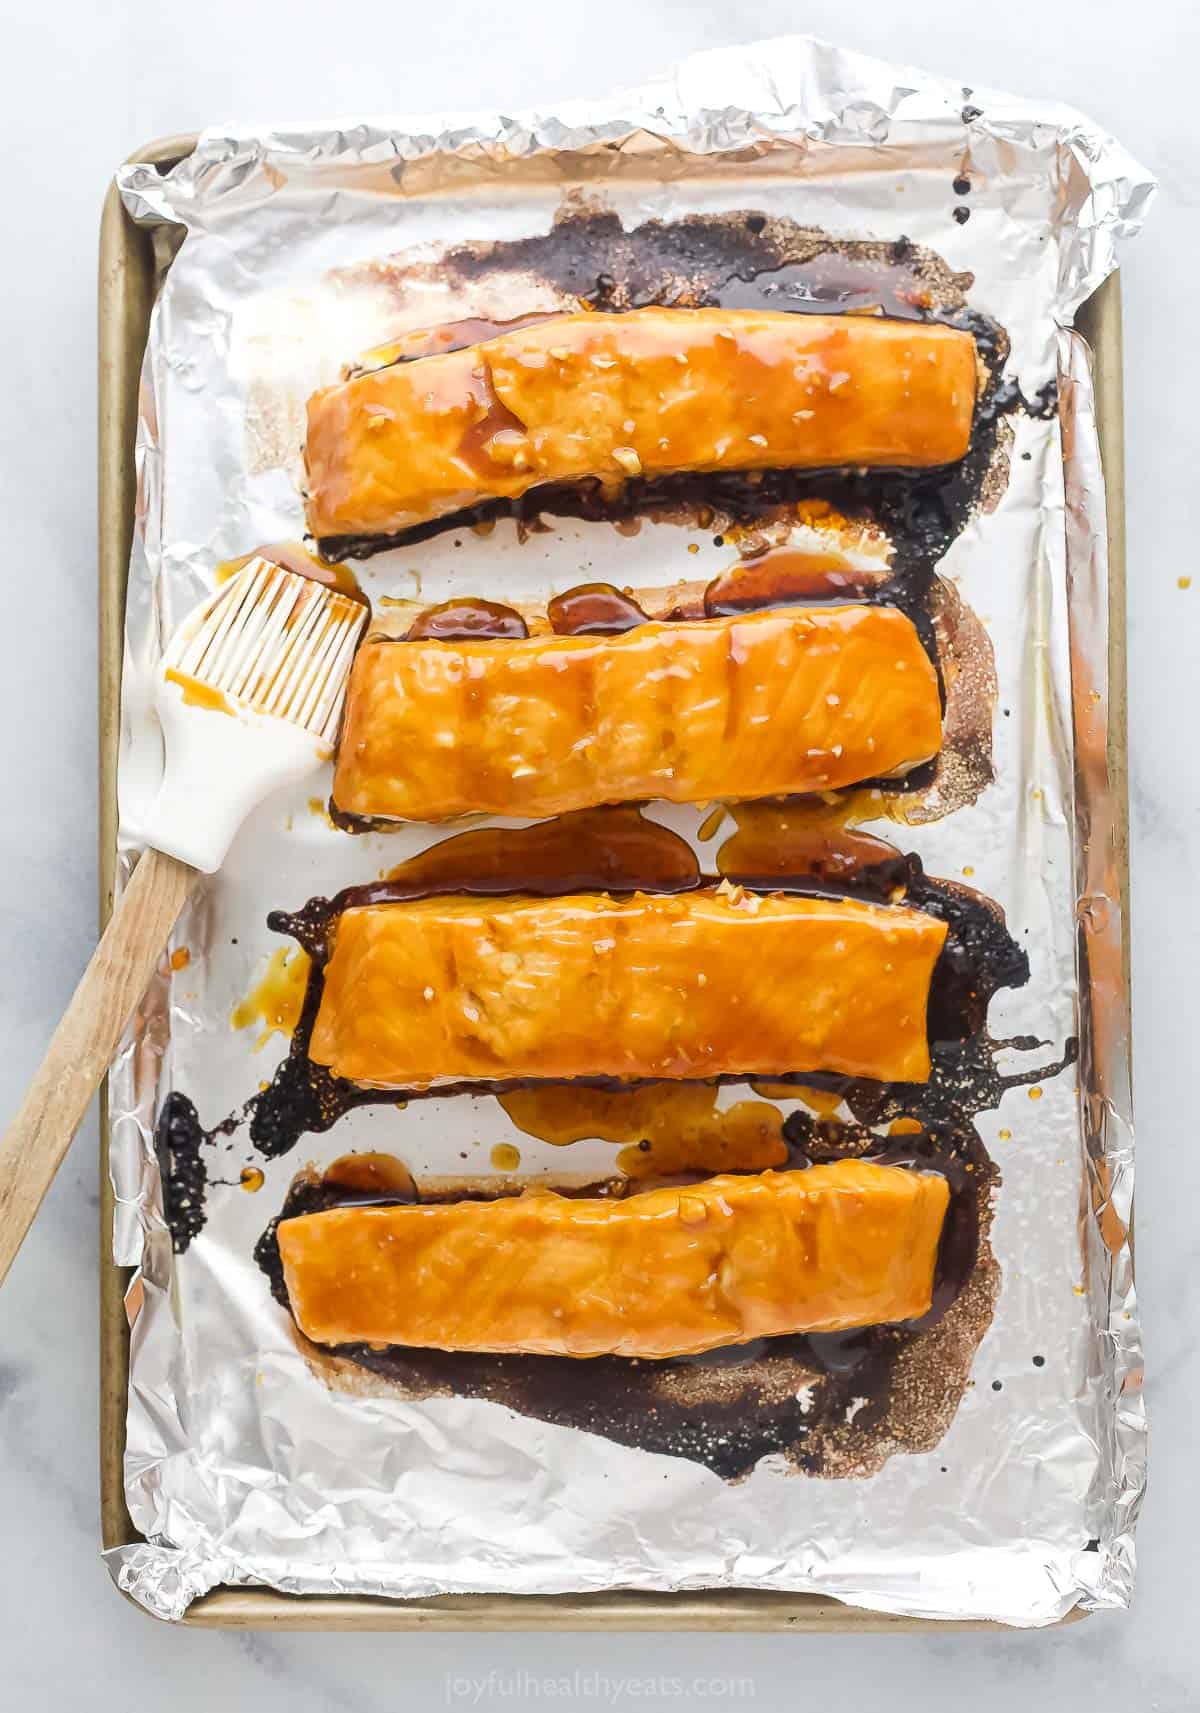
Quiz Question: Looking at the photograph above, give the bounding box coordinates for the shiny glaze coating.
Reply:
[309,887,948,1088]
[332,603,941,822]
[304,308,978,538]
[277,1161,950,1358]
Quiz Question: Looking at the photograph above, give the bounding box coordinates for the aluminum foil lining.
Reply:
[106,34,1153,1624]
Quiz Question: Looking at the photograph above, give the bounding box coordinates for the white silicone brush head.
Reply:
[133,556,369,873]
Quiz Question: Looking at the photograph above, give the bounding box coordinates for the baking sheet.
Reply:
[102,35,1152,1624]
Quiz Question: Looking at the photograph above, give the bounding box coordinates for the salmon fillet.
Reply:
[332,603,941,823]
[310,888,948,1088]
[277,1162,950,1358]
[304,307,978,539]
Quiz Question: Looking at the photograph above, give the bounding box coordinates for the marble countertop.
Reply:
[0,1,1191,1705]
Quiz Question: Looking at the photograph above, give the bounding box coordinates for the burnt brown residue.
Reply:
[155,1094,209,1252]
[315,206,1021,568]
[255,1125,994,1481]
[914,574,996,823]
[153,1091,239,1253]
[803,1031,1079,1143]
[909,870,1031,1043]
[547,583,650,636]
[404,597,528,642]
[438,208,968,322]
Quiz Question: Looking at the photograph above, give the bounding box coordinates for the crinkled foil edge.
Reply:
[1057,327,1144,1612]
[116,33,1153,327]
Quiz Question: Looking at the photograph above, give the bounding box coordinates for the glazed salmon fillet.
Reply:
[332,603,941,823]
[304,307,978,540]
[277,1162,951,1358]
[309,888,948,1088]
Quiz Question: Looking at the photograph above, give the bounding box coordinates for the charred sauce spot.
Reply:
[811,1032,1079,1137]
[991,376,1058,421]
[153,1091,238,1253]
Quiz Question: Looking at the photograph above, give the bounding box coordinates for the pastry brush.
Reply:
[0,555,368,1284]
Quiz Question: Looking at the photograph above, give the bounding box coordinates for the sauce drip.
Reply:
[405,598,528,642]
[713,777,944,839]
[456,370,531,480]
[320,1152,418,1205]
[498,1084,788,1179]
[751,1080,844,1115]
[231,946,312,1049]
[715,801,909,899]
[547,583,651,635]
[703,547,882,615]
[371,807,699,902]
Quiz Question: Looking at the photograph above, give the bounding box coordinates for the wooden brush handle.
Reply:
[0,848,196,1286]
